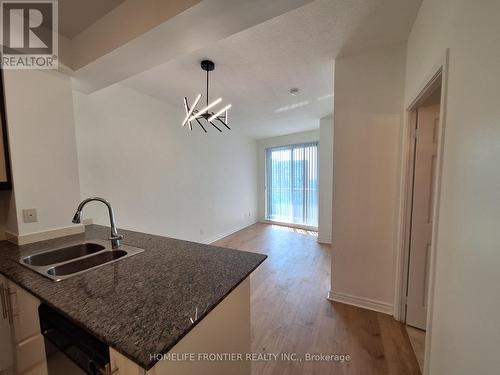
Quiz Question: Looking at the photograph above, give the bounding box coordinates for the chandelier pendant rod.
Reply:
[206,69,209,107]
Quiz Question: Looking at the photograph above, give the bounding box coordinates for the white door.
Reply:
[406,105,440,330]
[0,274,14,374]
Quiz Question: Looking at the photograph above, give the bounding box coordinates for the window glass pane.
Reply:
[269,148,291,222]
[266,142,318,227]
[292,147,304,223]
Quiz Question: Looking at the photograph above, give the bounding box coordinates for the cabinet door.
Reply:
[0,275,14,374]
[3,280,47,375]
[6,282,42,344]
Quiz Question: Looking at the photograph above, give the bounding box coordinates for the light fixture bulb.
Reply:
[189,98,222,121]
[182,94,201,126]
[208,104,232,122]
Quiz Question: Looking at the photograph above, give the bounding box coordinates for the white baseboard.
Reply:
[205,220,257,244]
[327,290,393,315]
[5,224,85,245]
[259,219,318,232]
[317,236,331,244]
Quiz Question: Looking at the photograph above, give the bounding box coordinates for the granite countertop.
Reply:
[0,225,266,370]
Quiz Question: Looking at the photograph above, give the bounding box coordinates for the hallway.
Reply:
[214,223,420,375]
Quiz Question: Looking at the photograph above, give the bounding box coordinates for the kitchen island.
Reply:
[0,225,266,374]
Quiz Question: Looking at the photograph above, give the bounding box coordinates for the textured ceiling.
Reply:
[59,0,125,39]
[122,0,421,139]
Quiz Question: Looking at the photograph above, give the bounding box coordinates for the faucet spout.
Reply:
[72,211,81,224]
[72,197,123,249]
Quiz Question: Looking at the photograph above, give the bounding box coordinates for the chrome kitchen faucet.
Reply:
[72,197,123,249]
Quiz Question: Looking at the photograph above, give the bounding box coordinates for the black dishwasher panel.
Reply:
[39,304,110,375]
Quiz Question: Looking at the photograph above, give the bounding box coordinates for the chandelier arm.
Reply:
[217,118,231,130]
[184,97,193,130]
[208,104,231,122]
[182,94,201,127]
[189,98,222,121]
[183,97,190,128]
[209,120,222,132]
[195,118,207,133]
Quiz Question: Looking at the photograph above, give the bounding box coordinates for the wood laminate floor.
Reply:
[213,223,421,375]
[406,326,425,372]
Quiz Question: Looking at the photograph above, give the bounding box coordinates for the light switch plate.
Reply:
[22,208,38,223]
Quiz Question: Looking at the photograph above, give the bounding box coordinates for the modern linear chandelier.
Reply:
[182,60,231,133]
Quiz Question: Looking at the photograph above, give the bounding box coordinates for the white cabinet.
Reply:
[0,274,14,374]
[0,276,47,375]
[8,282,43,344]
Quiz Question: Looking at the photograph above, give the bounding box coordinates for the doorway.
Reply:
[400,70,445,372]
[406,90,441,330]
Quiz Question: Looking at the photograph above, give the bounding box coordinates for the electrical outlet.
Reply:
[199,228,204,236]
[22,208,38,223]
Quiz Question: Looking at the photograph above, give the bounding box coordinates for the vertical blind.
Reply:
[266,142,319,227]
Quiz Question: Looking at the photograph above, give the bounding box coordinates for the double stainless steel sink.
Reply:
[20,239,144,281]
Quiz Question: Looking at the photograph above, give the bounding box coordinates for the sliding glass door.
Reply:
[266,142,318,227]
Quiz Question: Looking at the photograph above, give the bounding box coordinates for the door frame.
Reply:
[393,50,449,357]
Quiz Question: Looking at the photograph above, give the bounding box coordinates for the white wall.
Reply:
[2,70,81,236]
[330,43,406,313]
[0,191,17,238]
[405,1,500,374]
[73,84,258,243]
[256,129,320,222]
[318,116,333,243]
